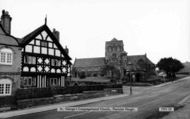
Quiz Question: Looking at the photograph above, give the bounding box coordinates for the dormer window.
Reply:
[0,48,13,65]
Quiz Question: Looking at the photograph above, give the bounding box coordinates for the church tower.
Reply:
[105,38,127,65]
[105,38,128,80]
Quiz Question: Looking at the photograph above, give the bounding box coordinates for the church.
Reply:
[73,38,155,82]
[0,10,72,96]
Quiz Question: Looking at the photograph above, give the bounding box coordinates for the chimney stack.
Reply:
[52,28,60,41]
[65,46,69,54]
[1,10,12,34]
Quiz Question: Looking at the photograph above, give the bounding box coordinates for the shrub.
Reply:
[15,88,53,100]
[79,71,86,79]
[0,96,16,107]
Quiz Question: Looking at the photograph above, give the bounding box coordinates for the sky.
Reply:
[0,0,189,64]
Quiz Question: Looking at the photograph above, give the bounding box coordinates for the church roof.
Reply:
[73,57,106,68]
[73,55,155,71]
[0,24,19,46]
[127,54,155,70]
[111,37,118,41]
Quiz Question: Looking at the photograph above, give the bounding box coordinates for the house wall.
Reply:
[0,45,21,95]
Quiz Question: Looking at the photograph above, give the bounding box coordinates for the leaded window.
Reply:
[0,48,13,65]
[0,79,12,96]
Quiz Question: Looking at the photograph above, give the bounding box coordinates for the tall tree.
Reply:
[156,57,184,79]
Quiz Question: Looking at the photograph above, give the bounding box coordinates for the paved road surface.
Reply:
[7,76,190,119]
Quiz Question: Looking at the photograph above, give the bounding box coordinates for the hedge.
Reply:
[16,84,122,100]
[0,96,16,108]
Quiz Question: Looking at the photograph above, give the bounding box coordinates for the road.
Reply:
[7,76,190,119]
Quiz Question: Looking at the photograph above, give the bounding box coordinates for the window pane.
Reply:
[51,59,55,66]
[41,41,48,47]
[36,40,40,45]
[55,59,61,66]
[49,49,54,55]
[28,78,32,85]
[25,45,32,52]
[42,47,47,54]
[0,84,4,94]
[34,46,40,53]
[7,53,12,63]
[48,42,53,48]
[55,50,60,56]
[5,84,10,94]
[0,52,6,63]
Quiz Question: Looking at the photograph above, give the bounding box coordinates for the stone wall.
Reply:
[16,88,123,109]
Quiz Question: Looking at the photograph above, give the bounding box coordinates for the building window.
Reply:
[0,52,6,63]
[49,48,54,55]
[48,42,53,48]
[42,47,47,54]
[22,77,36,87]
[50,78,58,86]
[0,48,13,65]
[0,79,12,96]
[25,45,32,52]
[36,40,40,45]
[41,41,48,47]
[55,59,61,66]
[34,46,40,53]
[24,56,36,64]
[55,50,60,56]
[51,59,60,66]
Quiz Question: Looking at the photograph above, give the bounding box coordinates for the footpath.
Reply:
[162,95,190,119]
[161,76,190,119]
[0,94,127,118]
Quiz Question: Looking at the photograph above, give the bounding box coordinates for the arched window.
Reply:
[0,79,12,96]
[0,48,13,65]
[112,53,116,58]
[108,46,112,52]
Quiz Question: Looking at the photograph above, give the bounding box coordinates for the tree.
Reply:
[156,57,184,79]
[78,71,86,79]
[101,64,121,82]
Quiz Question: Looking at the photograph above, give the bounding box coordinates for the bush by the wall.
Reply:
[0,96,16,108]
[15,88,53,100]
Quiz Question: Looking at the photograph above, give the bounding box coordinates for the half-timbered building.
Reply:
[19,23,72,88]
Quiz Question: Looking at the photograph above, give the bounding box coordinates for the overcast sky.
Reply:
[0,0,189,64]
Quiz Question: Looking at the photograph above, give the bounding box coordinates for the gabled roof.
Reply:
[127,54,155,70]
[19,24,72,62]
[19,25,45,45]
[73,57,106,68]
[0,24,19,46]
